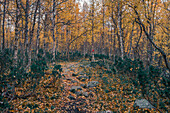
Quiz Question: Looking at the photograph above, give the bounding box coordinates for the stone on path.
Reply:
[97,110,113,113]
[134,99,155,109]
[87,81,99,88]
[76,91,88,97]
[70,86,82,93]
[64,69,70,73]
[78,72,85,75]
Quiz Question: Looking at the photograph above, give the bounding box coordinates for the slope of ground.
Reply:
[10,60,161,112]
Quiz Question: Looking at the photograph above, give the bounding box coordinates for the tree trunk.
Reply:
[26,0,39,70]
[118,1,124,60]
[43,12,48,57]
[52,0,56,64]
[36,0,41,55]
[0,8,2,51]
[13,0,20,67]
[22,0,29,67]
[2,0,6,50]
[128,22,134,58]
[132,7,170,71]
[55,6,59,57]
[83,40,86,58]
[91,0,95,61]
[67,44,70,61]
[102,0,105,55]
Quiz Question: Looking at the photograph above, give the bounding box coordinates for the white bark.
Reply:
[118,0,124,60]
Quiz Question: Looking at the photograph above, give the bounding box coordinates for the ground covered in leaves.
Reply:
[10,60,166,112]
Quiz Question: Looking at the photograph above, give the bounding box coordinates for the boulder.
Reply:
[76,91,88,97]
[82,91,88,97]
[97,110,112,113]
[70,65,77,68]
[64,69,70,73]
[78,72,85,75]
[70,86,82,93]
[134,99,155,109]
[87,81,99,88]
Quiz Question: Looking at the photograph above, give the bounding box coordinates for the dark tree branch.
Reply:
[128,4,170,71]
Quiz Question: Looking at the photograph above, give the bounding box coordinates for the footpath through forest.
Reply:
[11,60,161,112]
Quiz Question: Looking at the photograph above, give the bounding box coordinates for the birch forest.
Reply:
[0,0,169,112]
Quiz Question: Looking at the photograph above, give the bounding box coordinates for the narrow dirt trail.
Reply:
[57,61,138,112]
[58,61,92,112]
[9,60,163,112]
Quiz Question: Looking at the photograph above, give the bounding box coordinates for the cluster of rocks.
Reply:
[64,63,155,112]
[67,63,100,98]
[69,80,99,98]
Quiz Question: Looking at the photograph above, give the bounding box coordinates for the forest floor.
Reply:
[11,59,160,112]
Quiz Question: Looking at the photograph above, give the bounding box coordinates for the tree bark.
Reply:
[25,0,29,52]
[36,0,41,55]
[102,0,105,55]
[0,8,2,51]
[131,6,170,71]
[2,0,6,50]
[128,22,134,58]
[118,0,124,60]
[22,0,29,67]
[91,0,95,61]
[13,0,20,67]
[26,0,39,70]
[52,0,56,64]
[43,12,48,57]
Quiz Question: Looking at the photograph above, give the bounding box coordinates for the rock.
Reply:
[75,91,82,96]
[82,91,88,97]
[64,69,70,73]
[77,76,88,81]
[72,73,78,77]
[87,81,99,88]
[71,65,77,68]
[96,110,112,113]
[134,99,155,109]
[70,86,82,93]
[78,71,85,75]
[76,91,88,97]
[68,95,75,100]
